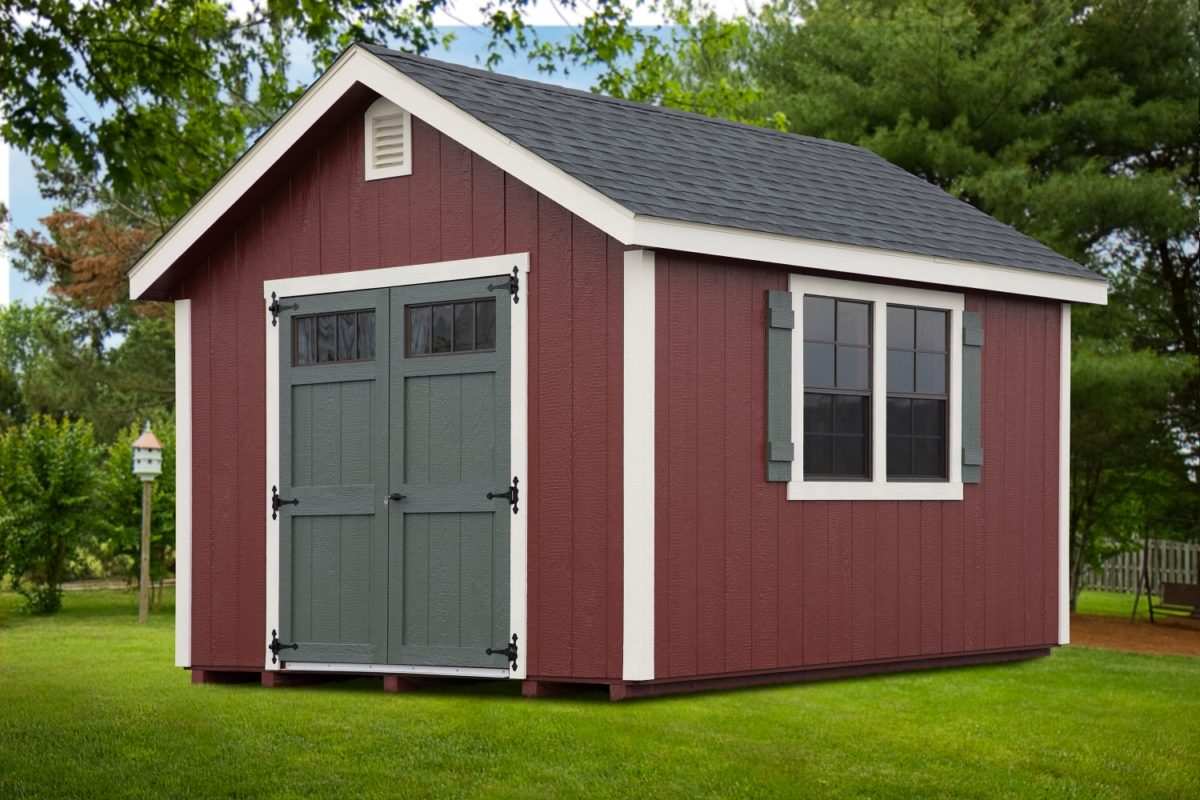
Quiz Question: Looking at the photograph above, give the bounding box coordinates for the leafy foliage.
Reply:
[0,416,99,613]
[1070,342,1197,605]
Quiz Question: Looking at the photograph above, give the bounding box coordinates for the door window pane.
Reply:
[317,314,337,362]
[453,303,475,352]
[294,309,375,366]
[358,312,376,360]
[295,316,316,365]
[476,300,497,350]
[408,306,431,356]
[406,299,497,357]
[431,305,452,354]
[337,313,357,361]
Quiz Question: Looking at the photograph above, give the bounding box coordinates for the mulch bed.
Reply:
[1070,613,1200,658]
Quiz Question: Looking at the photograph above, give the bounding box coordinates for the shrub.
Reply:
[0,415,99,613]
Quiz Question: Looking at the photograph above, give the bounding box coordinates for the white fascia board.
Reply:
[1059,303,1071,644]
[174,300,193,668]
[622,249,656,681]
[633,218,1108,306]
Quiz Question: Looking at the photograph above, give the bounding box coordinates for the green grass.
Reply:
[2,590,1199,799]
[1076,589,1154,619]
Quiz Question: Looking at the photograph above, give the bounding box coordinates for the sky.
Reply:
[3,4,758,305]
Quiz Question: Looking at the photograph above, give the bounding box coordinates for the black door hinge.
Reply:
[271,485,299,520]
[269,292,299,326]
[487,476,520,514]
[269,629,299,664]
[487,267,520,304]
[486,633,519,671]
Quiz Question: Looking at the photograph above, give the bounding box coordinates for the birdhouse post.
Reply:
[131,422,164,623]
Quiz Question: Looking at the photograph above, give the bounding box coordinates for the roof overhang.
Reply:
[128,45,1107,305]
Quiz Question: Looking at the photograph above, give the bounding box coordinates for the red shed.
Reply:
[129,45,1107,699]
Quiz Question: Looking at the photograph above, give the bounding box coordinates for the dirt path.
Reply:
[1070,613,1200,658]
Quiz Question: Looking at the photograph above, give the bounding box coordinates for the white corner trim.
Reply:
[174,300,192,668]
[1059,303,1071,644]
[263,252,530,677]
[128,47,1108,308]
[363,96,412,181]
[787,274,964,502]
[623,249,656,681]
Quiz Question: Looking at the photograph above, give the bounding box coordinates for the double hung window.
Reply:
[788,276,964,501]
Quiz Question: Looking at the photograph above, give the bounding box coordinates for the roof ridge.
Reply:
[359,43,870,156]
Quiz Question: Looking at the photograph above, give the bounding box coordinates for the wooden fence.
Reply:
[1083,539,1200,594]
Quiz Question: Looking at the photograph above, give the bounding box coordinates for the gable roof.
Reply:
[128,44,1106,303]
[370,45,1099,284]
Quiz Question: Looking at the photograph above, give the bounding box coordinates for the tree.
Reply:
[0,416,99,613]
[0,0,656,224]
[93,416,176,606]
[1070,342,1196,608]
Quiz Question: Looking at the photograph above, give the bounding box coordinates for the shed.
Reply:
[129,44,1107,699]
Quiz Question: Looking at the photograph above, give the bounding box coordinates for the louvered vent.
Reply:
[363,98,412,180]
[371,114,407,171]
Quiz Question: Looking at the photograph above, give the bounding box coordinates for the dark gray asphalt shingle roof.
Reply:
[366,45,1102,282]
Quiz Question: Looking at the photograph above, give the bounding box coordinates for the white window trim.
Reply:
[363,96,412,181]
[262,252,529,678]
[787,274,964,501]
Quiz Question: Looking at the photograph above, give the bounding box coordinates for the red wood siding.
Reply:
[653,252,1061,679]
[178,107,623,679]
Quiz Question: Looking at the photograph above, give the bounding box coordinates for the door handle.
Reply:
[386,493,407,504]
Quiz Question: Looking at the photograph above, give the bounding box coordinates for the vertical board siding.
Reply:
[655,260,1062,677]
[183,106,623,677]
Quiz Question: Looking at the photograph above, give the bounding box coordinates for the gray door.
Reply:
[388,278,512,668]
[277,278,511,669]
[278,289,389,663]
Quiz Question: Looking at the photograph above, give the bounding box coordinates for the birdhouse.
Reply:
[131,422,164,482]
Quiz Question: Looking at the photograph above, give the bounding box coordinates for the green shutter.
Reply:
[766,290,794,482]
[962,311,984,484]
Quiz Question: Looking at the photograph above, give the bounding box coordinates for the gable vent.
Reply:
[364,97,412,180]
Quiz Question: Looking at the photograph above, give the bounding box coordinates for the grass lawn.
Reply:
[2,590,1198,799]
[1076,589,1154,620]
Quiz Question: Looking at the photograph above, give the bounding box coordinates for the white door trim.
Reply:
[263,252,530,678]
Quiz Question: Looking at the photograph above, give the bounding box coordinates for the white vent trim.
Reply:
[364,97,411,180]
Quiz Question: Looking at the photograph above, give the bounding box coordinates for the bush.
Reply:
[0,415,99,613]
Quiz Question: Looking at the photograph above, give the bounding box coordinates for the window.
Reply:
[787,276,964,501]
[803,296,871,479]
[406,299,496,357]
[294,310,375,366]
[886,306,949,479]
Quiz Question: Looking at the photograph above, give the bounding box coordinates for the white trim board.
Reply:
[622,250,656,681]
[283,662,509,678]
[127,46,1107,307]
[174,300,193,668]
[1059,303,1071,645]
[263,252,530,678]
[787,274,965,502]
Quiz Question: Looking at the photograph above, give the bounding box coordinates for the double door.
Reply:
[276,277,512,669]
